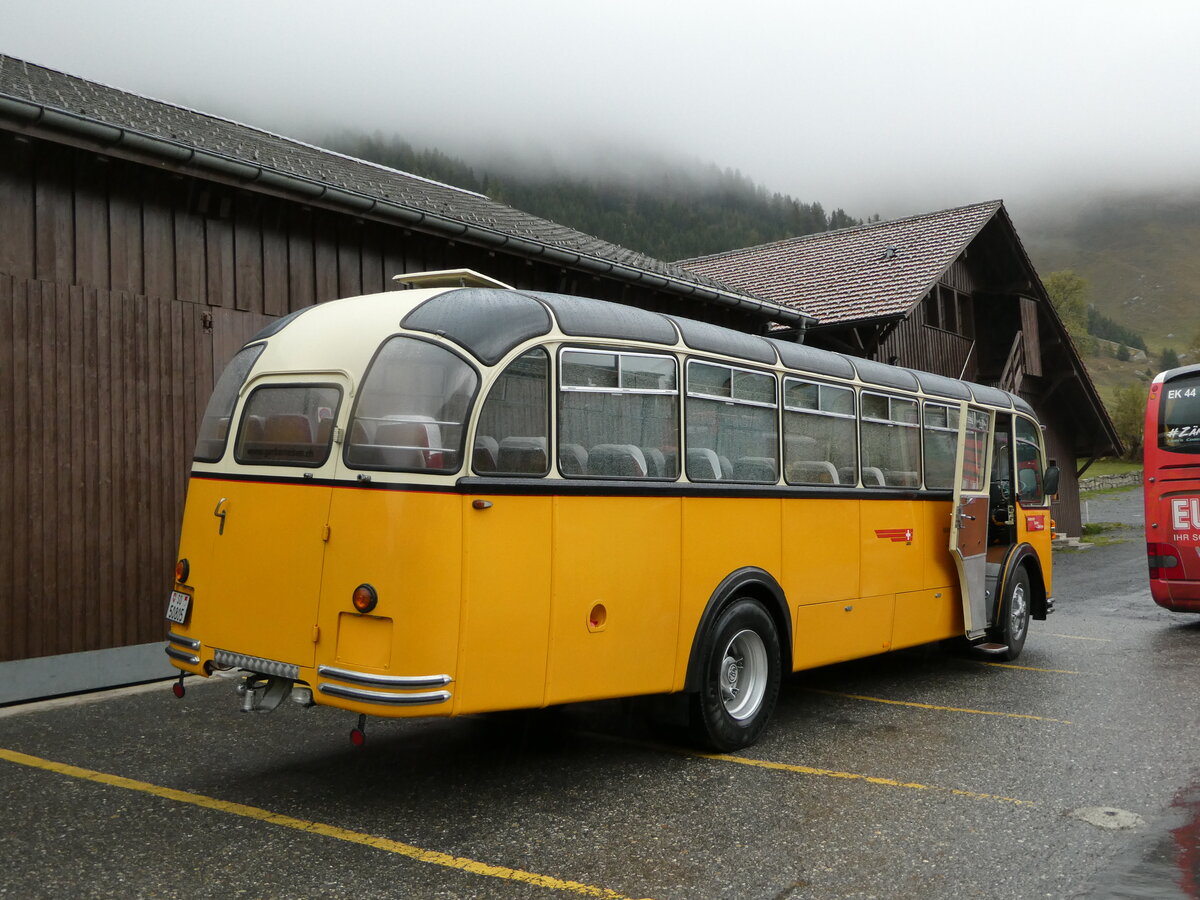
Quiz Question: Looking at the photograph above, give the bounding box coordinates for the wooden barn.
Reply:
[0,56,805,702]
[678,201,1122,536]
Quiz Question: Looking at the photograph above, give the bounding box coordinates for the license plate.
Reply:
[166,590,192,625]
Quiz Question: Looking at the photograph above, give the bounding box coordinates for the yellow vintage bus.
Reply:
[165,272,1059,751]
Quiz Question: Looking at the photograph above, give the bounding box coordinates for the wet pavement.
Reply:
[0,485,1198,899]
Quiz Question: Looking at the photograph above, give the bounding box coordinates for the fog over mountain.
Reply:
[4,0,1199,225]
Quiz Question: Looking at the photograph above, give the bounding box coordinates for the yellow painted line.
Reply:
[979,661,1083,674]
[687,749,1034,806]
[1042,632,1111,642]
[807,688,1073,724]
[583,733,1033,807]
[0,747,650,900]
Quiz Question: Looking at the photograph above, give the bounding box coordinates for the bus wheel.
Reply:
[689,599,781,752]
[997,567,1031,661]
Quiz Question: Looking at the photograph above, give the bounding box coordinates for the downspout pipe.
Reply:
[0,95,812,329]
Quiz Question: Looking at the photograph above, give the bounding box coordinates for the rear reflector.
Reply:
[1147,542,1181,579]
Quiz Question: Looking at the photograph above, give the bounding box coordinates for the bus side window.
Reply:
[922,402,958,490]
[476,348,550,476]
[1014,415,1046,505]
[686,361,778,483]
[559,349,679,480]
[345,336,479,474]
[235,385,341,467]
[783,378,855,486]
[194,344,265,462]
[860,392,921,488]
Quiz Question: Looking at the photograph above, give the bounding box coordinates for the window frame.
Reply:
[685,357,779,483]
[232,381,344,469]
[859,389,921,488]
[921,400,961,491]
[557,345,681,481]
[474,346,552,478]
[781,375,857,487]
[343,333,481,475]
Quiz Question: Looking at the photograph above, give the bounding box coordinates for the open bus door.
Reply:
[949,405,994,640]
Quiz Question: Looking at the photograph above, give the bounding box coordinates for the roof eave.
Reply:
[0,91,806,328]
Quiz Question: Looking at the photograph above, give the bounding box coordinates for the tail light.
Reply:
[352,583,378,614]
[175,558,190,584]
[1147,542,1181,579]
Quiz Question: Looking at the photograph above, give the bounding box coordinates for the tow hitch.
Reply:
[236,674,294,712]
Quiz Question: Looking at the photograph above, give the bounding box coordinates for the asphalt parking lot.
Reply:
[2,486,1198,899]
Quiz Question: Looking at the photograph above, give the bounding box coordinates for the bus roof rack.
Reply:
[392,269,514,290]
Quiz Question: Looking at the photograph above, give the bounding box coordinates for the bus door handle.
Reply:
[214,498,228,535]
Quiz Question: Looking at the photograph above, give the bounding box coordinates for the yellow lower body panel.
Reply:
[793,594,895,670]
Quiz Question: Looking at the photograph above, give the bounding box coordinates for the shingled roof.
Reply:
[677,201,1004,324]
[0,55,804,326]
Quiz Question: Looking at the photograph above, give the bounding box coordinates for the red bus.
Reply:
[1144,363,1200,612]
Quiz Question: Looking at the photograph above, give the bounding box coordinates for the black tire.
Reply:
[996,567,1031,661]
[689,598,781,752]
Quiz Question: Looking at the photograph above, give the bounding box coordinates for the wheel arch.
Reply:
[993,543,1048,622]
[683,567,792,693]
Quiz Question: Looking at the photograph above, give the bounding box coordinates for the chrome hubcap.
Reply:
[1010,582,1028,641]
[719,629,767,721]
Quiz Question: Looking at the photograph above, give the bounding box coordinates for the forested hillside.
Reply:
[1023,190,1200,352]
[325,132,860,261]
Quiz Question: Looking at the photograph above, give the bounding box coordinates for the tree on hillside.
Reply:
[1110,383,1147,460]
[1162,347,1181,370]
[322,130,861,260]
[1044,270,1092,352]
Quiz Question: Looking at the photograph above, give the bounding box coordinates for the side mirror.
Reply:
[1043,465,1060,497]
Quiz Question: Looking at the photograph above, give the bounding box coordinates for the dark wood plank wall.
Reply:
[0,275,212,661]
[879,314,976,380]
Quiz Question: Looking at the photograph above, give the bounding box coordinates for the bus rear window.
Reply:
[346,336,479,473]
[1160,374,1200,453]
[234,385,341,466]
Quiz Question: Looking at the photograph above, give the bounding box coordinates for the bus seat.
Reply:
[497,436,548,474]
[264,414,313,445]
[687,448,722,481]
[473,435,499,473]
[558,442,588,476]
[734,456,778,483]
[885,470,920,487]
[661,450,678,479]
[588,444,647,478]
[788,460,839,484]
[641,446,666,477]
[862,466,885,486]
[243,415,267,443]
[216,417,230,440]
[375,421,430,469]
[316,417,333,446]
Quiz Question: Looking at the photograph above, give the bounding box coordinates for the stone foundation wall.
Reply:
[1078,471,1142,492]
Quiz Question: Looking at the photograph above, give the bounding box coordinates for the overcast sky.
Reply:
[5,0,1198,221]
